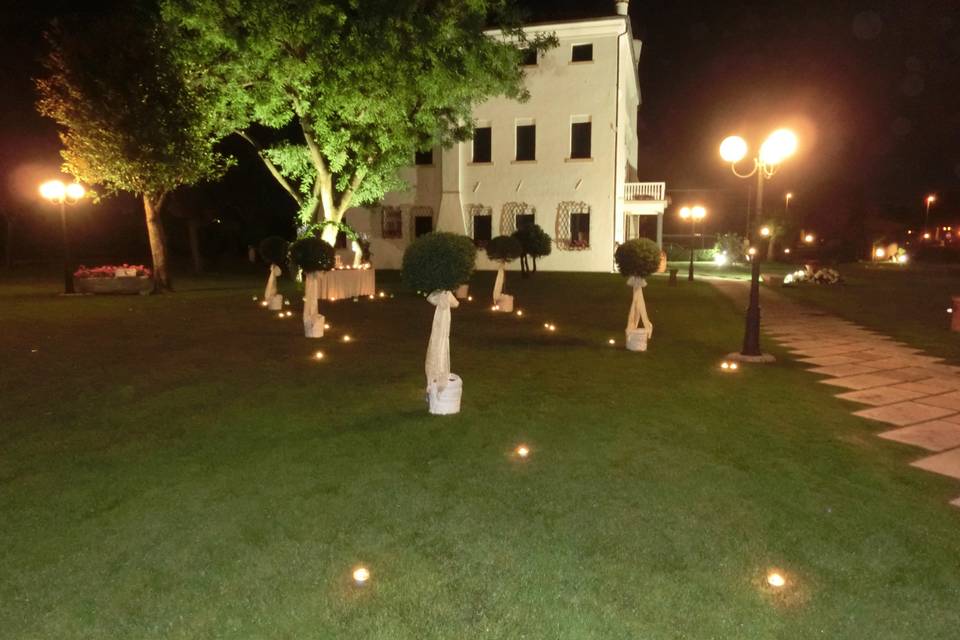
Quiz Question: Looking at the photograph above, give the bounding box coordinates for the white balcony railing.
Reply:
[624,182,665,201]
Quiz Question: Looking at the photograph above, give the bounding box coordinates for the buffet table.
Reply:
[319,267,376,301]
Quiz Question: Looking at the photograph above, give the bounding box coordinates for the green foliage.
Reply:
[715,233,747,263]
[615,238,662,278]
[258,236,289,266]
[513,223,552,259]
[664,244,716,262]
[35,11,229,201]
[288,237,335,273]
[161,0,556,225]
[402,232,476,293]
[485,235,522,263]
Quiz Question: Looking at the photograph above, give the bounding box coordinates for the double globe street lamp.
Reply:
[719,128,798,359]
[679,205,706,281]
[39,179,86,294]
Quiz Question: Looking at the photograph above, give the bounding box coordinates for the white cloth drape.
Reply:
[317,269,375,301]
[264,264,281,300]
[303,271,322,332]
[626,276,653,338]
[426,290,459,391]
[492,265,505,303]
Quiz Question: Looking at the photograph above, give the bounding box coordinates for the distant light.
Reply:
[804,234,814,243]
[760,226,771,237]
[543,323,550,329]
[721,362,730,370]
[277,312,285,318]
[748,247,757,256]
[516,445,530,458]
[875,247,886,258]
[713,253,728,266]
[730,362,738,370]
[65,182,86,200]
[314,351,325,360]
[252,296,258,301]
[897,254,908,264]
[719,135,748,163]
[491,304,500,311]
[927,195,936,204]
[679,206,691,220]
[379,291,386,298]
[608,338,616,345]
[286,311,293,317]
[324,323,331,329]
[948,308,954,314]
[369,295,375,300]
[467,296,473,301]
[785,192,793,200]
[692,205,706,220]
[923,232,931,239]
[260,301,268,307]
[342,335,352,342]
[353,567,370,585]
[39,180,66,201]
[783,248,791,254]
[767,572,786,588]
[907,230,913,235]
[759,129,798,165]
[516,310,523,317]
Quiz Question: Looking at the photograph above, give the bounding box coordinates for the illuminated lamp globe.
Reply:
[353,567,370,584]
[759,129,798,165]
[804,234,815,244]
[679,206,691,220]
[719,136,748,163]
[760,226,771,237]
[767,572,786,588]
[516,445,530,458]
[39,180,66,201]
[874,248,886,258]
[691,205,706,220]
[65,182,86,200]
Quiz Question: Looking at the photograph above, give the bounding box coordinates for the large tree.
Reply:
[36,11,229,291]
[162,0,553,243]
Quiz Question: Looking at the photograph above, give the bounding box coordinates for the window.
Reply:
[570,121,592,159]
[501,202,535,235]
[381,207,402,239]
[412,207,434,238]
[520,47,538,66]
[414,149,433,165]
[556,202,591,250]
[470,205,493,247]
[515,122,536,161]
[472,126,492,163]
[571,43,593,62]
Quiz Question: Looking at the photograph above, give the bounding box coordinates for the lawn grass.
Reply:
[776,262,960,362]
[2,267,959,639]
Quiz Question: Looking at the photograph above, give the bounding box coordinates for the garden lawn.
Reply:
[777,262,960,362]
[1,268,959,639]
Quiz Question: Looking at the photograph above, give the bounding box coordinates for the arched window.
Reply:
[468,204,493,247]
[556,201,591,250]
[410,206,434,238]
[380,206,403,239]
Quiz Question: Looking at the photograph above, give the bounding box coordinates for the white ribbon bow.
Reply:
[426,290,459,391]
[626,276,653,339]
[303,270,321,330]
[492,264,505,303]
[264,264,281,301]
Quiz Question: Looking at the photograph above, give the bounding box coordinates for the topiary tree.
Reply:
[614,238,661,351]
[485,234,522,308]
[289,236,336,338]
[258,235,288,309]
[402,232,476,414]
[513,223,551,277]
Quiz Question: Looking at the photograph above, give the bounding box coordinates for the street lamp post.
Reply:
[39,179,86,294]
[719,129,798,359]
[679,205,706,281]
[924,195,936,237]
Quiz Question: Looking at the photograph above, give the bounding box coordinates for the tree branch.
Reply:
[299,118,334,220]
[335,166,369,218]
[235,130,303,208]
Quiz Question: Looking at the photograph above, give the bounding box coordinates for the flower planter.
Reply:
[75,276,153,295]
[625,328,648,352]
[428,374,462,415]
[455,284,469,299]
[496,294,514,312]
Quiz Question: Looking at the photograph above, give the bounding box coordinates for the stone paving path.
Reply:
[710,278,960,507]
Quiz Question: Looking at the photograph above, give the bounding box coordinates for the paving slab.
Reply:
[951,497,960,509]
[807,363,884,377]
[849,356,940,371]
[879,421,960,451]
[853,401,957,426]
[820,373,903,390]
[892,379,960,395]
[916,391,960,412]
[876,367,945,383]
[798,354,872,366]
[911,448,960,480]
[835,386,929,406]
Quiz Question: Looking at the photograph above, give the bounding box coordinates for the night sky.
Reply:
[2,0,958,259]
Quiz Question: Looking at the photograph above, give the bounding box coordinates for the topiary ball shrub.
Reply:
[485,235,523,263]
[615,238,662,278]
[289,236,336,273]
[403,232,476,293]
[259,236,289,265]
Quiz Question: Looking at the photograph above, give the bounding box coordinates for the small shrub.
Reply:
[288,236,335,273]
[485,235,523,263]
[664,243,716,262]
[402,232,477,293]
[259,236,289,265]
[615,238,661,278]
[715,233,746,263]
[514,224,552,259]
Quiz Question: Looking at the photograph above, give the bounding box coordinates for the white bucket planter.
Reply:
[497,294,514,312]
[428,374,462,415]
[625,328,648,352]
[304,313,325,338]
[267,293,284,310]
[455,284,469,299]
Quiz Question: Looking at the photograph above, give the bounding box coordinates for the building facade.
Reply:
[346,3,666,272]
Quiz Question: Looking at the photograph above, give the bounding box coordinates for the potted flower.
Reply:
[402,232,476,415]
[614,238,661,351]
[73,264,153,294]
[485,235,522,312]
[259,236,288,310]
[289,236,336,338]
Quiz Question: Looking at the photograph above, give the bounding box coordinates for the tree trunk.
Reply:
[519,254,529,278]
[532,255,538,274]
[3,214,13,269]
[144,194,172,292]
[187,217,203,274]
[766,233,777,262]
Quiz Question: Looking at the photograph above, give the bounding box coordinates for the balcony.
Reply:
[624,182,665,202]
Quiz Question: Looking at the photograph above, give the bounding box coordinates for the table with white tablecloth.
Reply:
[318,268,376,301]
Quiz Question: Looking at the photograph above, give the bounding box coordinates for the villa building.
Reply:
[346,0,667,272]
